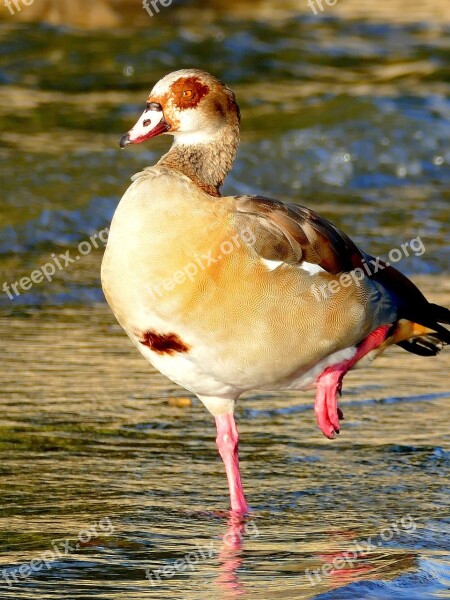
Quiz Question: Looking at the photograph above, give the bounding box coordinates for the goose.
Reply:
[101,68,450,514]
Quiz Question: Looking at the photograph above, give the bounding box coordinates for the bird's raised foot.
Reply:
[315,325,391,438]
[315,370,344,438]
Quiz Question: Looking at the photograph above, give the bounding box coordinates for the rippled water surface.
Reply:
[0,3,449,599]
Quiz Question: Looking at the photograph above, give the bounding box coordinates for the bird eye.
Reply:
[182,90,193,98]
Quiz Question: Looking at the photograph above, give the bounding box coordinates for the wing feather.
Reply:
[233,194,450,353]
[234,194,365,274]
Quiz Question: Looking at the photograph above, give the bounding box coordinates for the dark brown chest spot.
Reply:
[137,330,190,355]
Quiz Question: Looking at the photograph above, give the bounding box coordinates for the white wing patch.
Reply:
[300,262,327,275]
[261,259,283,271]
[262,259,326,275]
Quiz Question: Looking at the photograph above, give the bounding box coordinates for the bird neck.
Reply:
[157,123,240,197]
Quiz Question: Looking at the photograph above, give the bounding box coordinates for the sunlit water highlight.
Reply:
[0,6,449,599]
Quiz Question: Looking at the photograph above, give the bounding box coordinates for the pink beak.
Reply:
[120,104,170,148]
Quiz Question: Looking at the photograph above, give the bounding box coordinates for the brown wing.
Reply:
[233,194,450,353]
[233,194,366,274]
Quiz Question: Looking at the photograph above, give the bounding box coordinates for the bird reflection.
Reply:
[215,511,258,597]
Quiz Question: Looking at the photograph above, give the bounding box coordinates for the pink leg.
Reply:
[215,413,248,514]
[315,325,390,439]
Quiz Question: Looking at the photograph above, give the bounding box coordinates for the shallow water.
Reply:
[0,4,449,600]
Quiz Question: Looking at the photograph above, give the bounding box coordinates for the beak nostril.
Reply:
[143,119,151,127]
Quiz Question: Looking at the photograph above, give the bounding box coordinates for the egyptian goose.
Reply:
[101,69,450,514]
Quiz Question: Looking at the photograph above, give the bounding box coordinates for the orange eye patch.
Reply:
[170,76,210,109]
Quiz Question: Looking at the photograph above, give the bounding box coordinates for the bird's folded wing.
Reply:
[233,194,450,353]
[233,194,366,274]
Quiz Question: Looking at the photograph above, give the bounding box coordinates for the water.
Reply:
[0,3,449,599]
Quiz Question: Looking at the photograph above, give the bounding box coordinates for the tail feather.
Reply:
[390,307,450,357]
[412,306,450,347]
[413,320,450,347]
[398,335,445,356]
[369,262,450,356]
[429,303,450,325]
